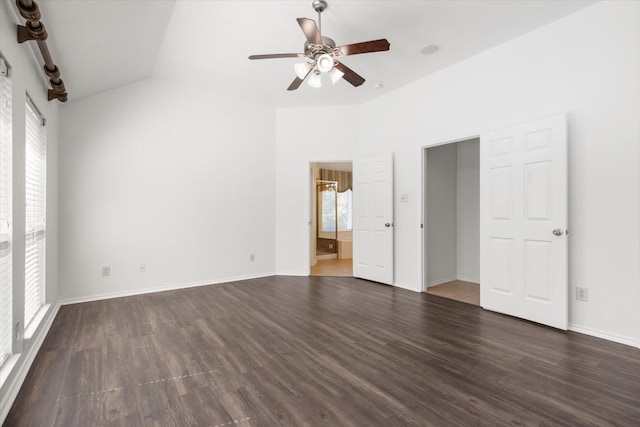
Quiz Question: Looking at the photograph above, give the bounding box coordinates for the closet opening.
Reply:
[424,138,480,305]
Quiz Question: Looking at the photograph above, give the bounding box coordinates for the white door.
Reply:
[480,114,568,329]
[353,153,394,285]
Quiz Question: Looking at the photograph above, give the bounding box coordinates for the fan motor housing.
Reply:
[304,36,336,58]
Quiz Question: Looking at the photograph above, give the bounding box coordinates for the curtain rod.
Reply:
[16,0,67,102]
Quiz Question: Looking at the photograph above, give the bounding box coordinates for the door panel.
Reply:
[481,114,568,329]
[491,167,513,219]
[523,240,552,301]
[489,238,513,294]
[353,153,394,285]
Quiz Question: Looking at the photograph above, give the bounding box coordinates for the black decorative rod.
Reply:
[16,0,67,102]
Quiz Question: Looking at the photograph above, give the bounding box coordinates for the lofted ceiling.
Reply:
[33,0,597,107]
[33,0,175,101]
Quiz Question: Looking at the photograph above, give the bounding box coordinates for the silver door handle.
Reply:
[552,228,563,236]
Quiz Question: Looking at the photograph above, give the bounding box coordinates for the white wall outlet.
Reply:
[250,254,255,262]
[329,243,333,249]
[102,266,110,277]
[400,193,409,203]
[139,264,146,273]
[576,287,588,301]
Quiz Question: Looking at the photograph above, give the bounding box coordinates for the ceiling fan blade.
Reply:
[334,61,365,87]
[336,39,390,56]
[287,66,315,91]
[297,17,322,45]
[287,77,306,91]
[249,53,305,60]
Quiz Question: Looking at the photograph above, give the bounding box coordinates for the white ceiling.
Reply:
[35,0,597,107]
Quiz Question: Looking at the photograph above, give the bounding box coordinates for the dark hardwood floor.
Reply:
[4,276,640,426]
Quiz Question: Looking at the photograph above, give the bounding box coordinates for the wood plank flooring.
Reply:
[310,258,353,277]
[4,276,640,426]
[427,280,480,305]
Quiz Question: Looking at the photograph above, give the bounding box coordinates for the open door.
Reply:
[480,114,568,329]
[353,153,394,285]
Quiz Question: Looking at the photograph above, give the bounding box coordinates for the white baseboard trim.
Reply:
[568,323,640,349]
[456,276,480,284]
[60,272,276,305]
[393,282,421,293]
[275,271,309,277]
[0,302,60,425]
[426,276,457,288]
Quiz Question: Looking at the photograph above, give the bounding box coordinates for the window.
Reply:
[0,57,12,366]
[320,188,336,232]
[24,98,45,331]
[337,189,352,231]
[320,186,352,233]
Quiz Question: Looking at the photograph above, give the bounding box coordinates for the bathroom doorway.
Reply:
[309,162,353,276]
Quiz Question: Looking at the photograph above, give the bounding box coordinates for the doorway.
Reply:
[423,138,480,305]
[310,162,353,277]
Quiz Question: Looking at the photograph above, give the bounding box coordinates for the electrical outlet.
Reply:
[139,264,146,273]
[102,266,110,277]
[329,243,333,249]
[250,254,255,262]
[576,287,588,301]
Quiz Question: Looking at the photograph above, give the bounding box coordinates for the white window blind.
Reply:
[0,57,12,367]
[24,98,45,331]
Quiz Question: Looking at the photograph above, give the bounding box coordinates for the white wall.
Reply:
[426,143,457,285]
[456,139,479,283]
[356,1,639,344]
[58,78,276,301]
[275,106,359,275]
[0,0,60,419]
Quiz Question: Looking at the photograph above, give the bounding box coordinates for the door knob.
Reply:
[552,228,563,236]
[385,223,392,228]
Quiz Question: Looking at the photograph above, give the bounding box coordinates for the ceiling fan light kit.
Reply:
[329,67,344,85]
[248,0,390,91]
[316,54,334,73]
[294,62,314,79]
[308,70,323,88]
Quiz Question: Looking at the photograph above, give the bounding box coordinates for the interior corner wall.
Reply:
[58,78,276,301]
[275,106,359,275]
[425,144,457,286]
[357,1,640,344]
[456,139,479,283]
[0,0,60,418]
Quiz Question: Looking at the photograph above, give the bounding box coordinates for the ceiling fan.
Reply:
[248,0,390,91]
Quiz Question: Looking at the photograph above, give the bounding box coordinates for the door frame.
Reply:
[420,132,482,293]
